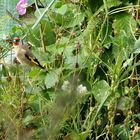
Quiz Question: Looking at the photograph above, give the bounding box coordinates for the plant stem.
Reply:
[32,0,57,29]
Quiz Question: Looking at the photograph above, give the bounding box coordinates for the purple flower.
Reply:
[16,0,28,15]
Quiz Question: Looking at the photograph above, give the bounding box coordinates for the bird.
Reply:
[12,36,45,69]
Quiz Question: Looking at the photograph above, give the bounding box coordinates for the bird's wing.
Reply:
[24,51,44,69]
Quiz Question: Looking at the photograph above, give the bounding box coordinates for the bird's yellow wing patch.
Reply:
[28,56,39,66]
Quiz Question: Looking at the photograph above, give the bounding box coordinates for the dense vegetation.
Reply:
[0,0,140,139]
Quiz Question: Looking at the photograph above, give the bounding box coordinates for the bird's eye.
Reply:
[13,39,16,43]
[13,39,20,43]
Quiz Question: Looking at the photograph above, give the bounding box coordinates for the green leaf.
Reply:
[113,124,129,140]
[64,131,90,140]
[28,95,40,112]
[23,115,33,126]
[55,4,67,15]
[89,80,111,128]
[92,80,111,104]
[29,19,56,46]
[82,16,96,47]
[28,26,40,47]
[111,30,134,61]
[45,68,62,88]
[41,19,56,46]
[64,12,85,28]
[106,0,122,8]
[52,3,85,28]
[28,68,41,77]
[117,97,132,112]
[122,57,133,68]
[79,130,91,140]
[112,13,136,36]
[133,37,140,53]
[41,90,51,100]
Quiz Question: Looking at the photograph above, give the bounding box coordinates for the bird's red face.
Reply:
[13,37,20,47]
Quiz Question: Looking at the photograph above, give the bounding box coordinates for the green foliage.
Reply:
[0,0,18,39]
[45,68,62,88]
[92,80,111,105]
[0,0,140,139]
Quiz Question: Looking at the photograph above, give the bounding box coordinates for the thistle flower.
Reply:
[16,0,28,15]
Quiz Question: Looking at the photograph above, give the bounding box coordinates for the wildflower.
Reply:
[77,84,87,94]
[16,0,28,15]
[61,81,70,91]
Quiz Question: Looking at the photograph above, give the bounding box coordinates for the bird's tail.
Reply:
[39,64,48,72]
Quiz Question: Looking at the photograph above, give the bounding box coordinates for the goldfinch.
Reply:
[12,36,45,69]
